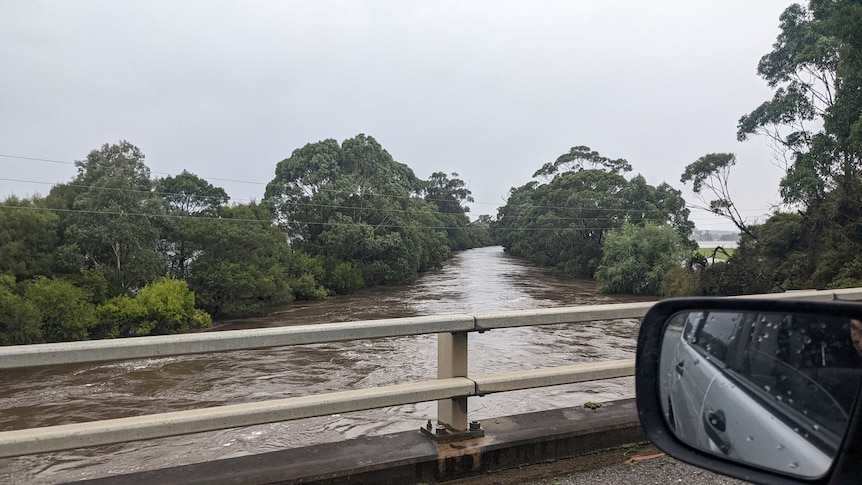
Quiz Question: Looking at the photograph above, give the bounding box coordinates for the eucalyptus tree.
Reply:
[737,0,862,206]
[496,145,692,278]
[423,172,487,250]
[680,153,755,239]
[0,196,61,280]
[185,201,300,317]
[62,141,164,292]
[693,0,862,293]
[265,134,451,284]
[155,171,229,278]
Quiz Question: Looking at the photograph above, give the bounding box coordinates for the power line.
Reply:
[0,204,674,232]
[0,175,770,222]
[0,153,264,186]
[1,153,774,224]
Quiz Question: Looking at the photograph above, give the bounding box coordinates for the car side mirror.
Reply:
[636,298,862,484]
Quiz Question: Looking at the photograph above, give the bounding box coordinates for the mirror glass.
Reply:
[659,310,862,479]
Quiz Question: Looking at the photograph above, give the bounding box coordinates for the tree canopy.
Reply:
[264,134,458,284]
[0,135,497,344]
[670,1,862,297]
[494,145,693,278]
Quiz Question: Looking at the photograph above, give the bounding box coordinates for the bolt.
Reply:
[469,420,481,431]
[435,424,448,435]
[426,420,432,431]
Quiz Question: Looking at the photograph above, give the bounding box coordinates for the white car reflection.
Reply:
[660,311,861,478]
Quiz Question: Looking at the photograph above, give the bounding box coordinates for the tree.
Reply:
[738,1,862,206]
[423,172,487,250]
[621,176,694,244]
[0,196,61,280]
[495,145,692,278]
[680,153,755,239]
[156,170,229,216]
[532,145,632,181]
[264,134,452,284]
[186,204,297,317]
[63,141,164,291]
[595,223,689,295]
[155,171,229,278]
[697,1,862,296]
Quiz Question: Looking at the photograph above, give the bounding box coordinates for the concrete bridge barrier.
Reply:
[77,399,644,485]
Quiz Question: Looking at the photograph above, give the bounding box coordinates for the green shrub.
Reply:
[596,223,688,295]
[0,275,42,345]
[24,277,97,342]
[96,278,211,337]
[660,266,701,297]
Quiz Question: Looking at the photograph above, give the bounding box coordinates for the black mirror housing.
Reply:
[636,297,862,484]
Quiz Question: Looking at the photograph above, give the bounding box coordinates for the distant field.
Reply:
[697,247,736,260]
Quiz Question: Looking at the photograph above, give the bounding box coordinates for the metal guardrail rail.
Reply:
[0,302,653,369]
[1,288,861,459]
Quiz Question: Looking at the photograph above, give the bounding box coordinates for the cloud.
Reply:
[0,0,794,230]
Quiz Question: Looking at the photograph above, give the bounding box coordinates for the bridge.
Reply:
[2,288,861,483]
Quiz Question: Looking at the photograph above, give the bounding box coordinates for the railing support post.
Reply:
[437,331,469,432]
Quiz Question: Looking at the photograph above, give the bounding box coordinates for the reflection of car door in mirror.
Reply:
[662,310,859,478]
[662,311,734,451]
[640,299,862,483]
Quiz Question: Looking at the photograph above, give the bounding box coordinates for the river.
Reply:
[0,246,651,484]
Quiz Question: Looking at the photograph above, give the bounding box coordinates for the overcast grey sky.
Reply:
[1,1,796,232]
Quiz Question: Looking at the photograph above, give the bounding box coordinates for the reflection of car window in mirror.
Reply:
[659,310,862,480]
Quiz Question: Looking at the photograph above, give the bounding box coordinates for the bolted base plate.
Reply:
[420,422,485,443]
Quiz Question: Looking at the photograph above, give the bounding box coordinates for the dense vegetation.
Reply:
[494,0,862,298]
[669,0,862,295]
[492,146,694,284]
[0,136,490,345]
[263,135,489,286]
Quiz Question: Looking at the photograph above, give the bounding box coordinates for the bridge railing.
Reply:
[2,288,861,459]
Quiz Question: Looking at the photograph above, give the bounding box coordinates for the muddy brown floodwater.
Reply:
[0,246,653,484]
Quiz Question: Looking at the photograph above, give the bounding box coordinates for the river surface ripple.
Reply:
[0,246,652,484]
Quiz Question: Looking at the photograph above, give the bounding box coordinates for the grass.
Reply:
[697,247,736,261]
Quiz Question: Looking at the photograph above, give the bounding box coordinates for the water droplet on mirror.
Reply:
[764,385,771,392]
[813,424,820,431]
[777,444,786,451]
[746,436,754,442]
[789,462,799,469]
